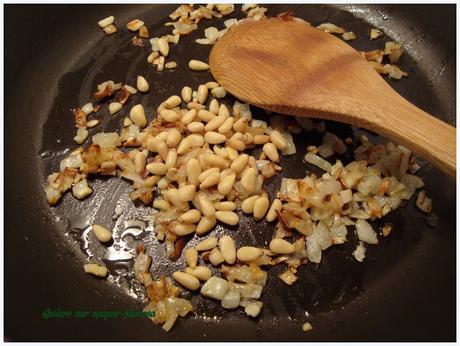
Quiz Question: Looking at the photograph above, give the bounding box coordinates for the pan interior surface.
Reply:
[5,4,455,341]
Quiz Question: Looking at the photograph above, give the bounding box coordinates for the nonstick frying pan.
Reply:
[5,4,456,341]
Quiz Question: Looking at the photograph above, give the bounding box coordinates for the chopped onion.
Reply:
[355,219,378,244]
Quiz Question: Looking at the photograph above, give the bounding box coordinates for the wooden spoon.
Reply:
[209,17,456,176]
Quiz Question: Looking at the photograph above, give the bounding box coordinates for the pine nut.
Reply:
[242,133,253,145]
[205,131,227,145]
[233,118,248,133]
[205,113,229,131]
[171,222,196,236]
[158,37,169,57]
[187,122,205,133]
[231,132,243,141]
[179,209,201,223]
[214,146,228,159]
[146,162,167,175]
[198,194,216,217]
[217,173,236,195]
[226,139,246,151]
[211,86,227,98]
[200,171,220,189]
[144,175,160,188]
[134,151,146,173]
[205,155,228,169]
[237,246,263,262]
[84,263,108,277]
[219,235,236,264]
[195,236,218,251]
[269,238,295,254]
[147,51,159,63]
[164,149,177,169]
[226,146,239,161]
[187,134,205,147]
[241,195,259,214]
[209,248,225,266]
[190,266,212,281]
[198,110,216,122]
[188,102,205,111]
[215,211,239,225]
[136,75,149,92]
[178,184,197,202]
[196,216,216,235]
[153,198,170,210]
[186,159,201,185]
[209,99,219,114]
[218,116,234,134]
[160,109,181,122]
[205,81,219,89]
[214,201,236,211]
[253,135,270,145]
[241,167,258,193]
[199,167,220,183]
[172,271,200,291]
[164,95,182,109]
[157,178,169,190]
[92,224,112,243]
[108,102,122,115]
[197,85,208,104]
[269,130,287,150]
[189,59,209,71]
[184,248,198,268]
[166,129,181,147]
[181,109,197,125]
[253,196,270,220]
[130,104,147,128]
[182,86,192,103]
[266,198,282,222]
[230,154,249,173]
[263,143,279,162]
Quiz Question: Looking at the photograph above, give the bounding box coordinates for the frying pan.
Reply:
[4,4,456,341]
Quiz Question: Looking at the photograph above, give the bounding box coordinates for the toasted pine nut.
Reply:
[215,211,239,225]
[269,238,295,254]
[241,195,259,214]
[178,184,197,202]
[172,271,200,290]
[237,246,263,262]
[186,158,201,185]
[266,198,282,222]
[253,135,270,145]
[130,104,147,127]
[218,116,234,134]
[197,85,208,104]
[263,143,279,162]
[211,86,227,98]
[136,75,149,92]
[157,178,169,190]
[205,154,228,169]
[198,194,216,217]
[209,248,225,266]
[230,154,249,173]
[92,224,112,243]
[217,173,236,195]
[184,248,198,268]
[205,81,219,89]
[241,167,258,193]
[200,171,220,189]
[187,121,205,133]
[198,110,216,122]
[196,236,218,251]
[253,196,269,220]
[164,150,177,170]
[134,152,146,173]
[188,102,205,111]
[189,59,209,71]
[226,146,239,161]
[160,109,181,122]
[179,209,201,223]
[226,139,246,151]
[205,131,227,145]
[233,118,248,133]
[181,109,197,125]
[219,235,236,264]
[147,51,159,63]
[214,146,228,159]
[143,175,160,188]
[209,99,219,114]
[205,113,229,132]
[166,129,181,147]
[146,162,167,175]
[153,198,171,210]
[196,216,216,235]
[214,201,236,211]
[182,86,192,103]
[84,263,108,277]
[158,37,169,57]
[269,130,287,150]
[108,102,122,115]
[164,95,182,109]
[187,134,205,147]
[171,222,196,236]
[199,167,220,183]
[190,266,212,281]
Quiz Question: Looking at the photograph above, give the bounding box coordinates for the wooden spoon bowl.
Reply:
[210,17,456,175]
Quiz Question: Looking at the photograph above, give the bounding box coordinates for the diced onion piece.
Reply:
[355,219,378,244]
[353,241,366,262]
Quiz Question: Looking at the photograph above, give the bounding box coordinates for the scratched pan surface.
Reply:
[4,4,456,341]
